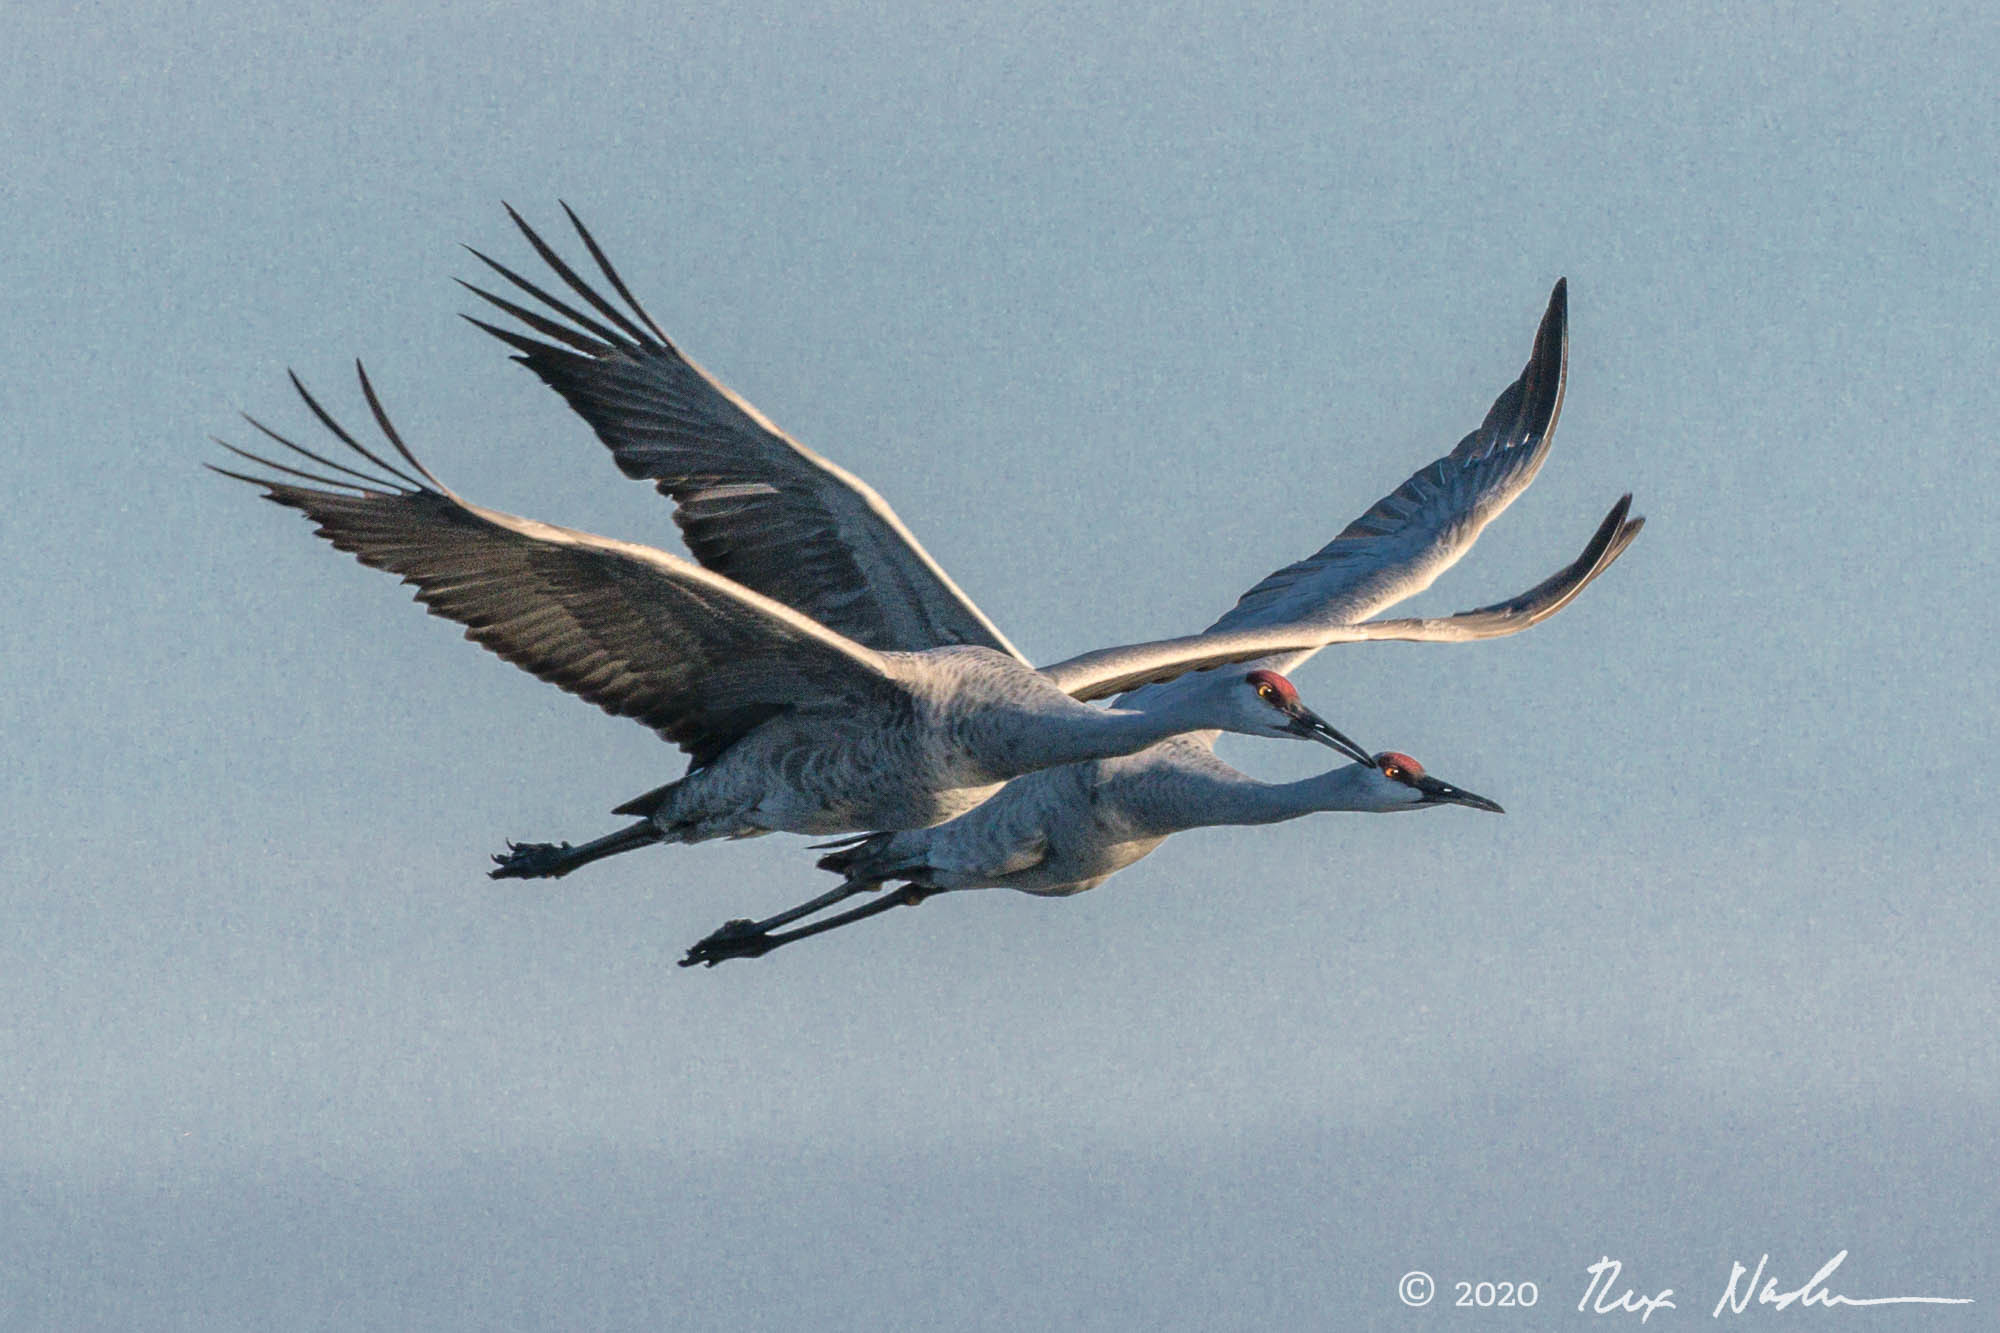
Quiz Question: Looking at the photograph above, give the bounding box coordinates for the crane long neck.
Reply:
[1157,762,1380,832]
[1027,690,1239,770]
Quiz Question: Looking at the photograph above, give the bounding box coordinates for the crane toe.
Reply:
[488,840,576,879]
[679,918,778,967]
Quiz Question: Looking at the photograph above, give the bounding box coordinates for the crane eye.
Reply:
[1382,765,1402,780]
[1256,683,1276,701]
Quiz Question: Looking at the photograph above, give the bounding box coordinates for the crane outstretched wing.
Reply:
[212,365,903,770]
[1041,496,1641,701]
[1351,495,1642,644]
[457,204,1026,663]
[1213,278,1570,637]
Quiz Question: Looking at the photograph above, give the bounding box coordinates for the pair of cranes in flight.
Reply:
[218,206,1641,967]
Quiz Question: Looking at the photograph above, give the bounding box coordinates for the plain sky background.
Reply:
[5,2,1996,1328]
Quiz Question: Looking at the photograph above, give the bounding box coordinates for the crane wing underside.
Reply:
[1209,278,1570,639]
[1046,494,1641,703]
[213,365,905,771]
[460,205,1027,663]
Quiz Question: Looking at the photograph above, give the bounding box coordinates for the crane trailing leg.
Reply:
[489,820,661,880]
[679,883,941,967]
[679,837,935,965]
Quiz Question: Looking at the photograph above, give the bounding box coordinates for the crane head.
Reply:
[1232,669,1373,763]
[1370,751,1504,813]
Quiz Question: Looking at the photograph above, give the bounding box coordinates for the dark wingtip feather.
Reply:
[231,407,415,492]
[1539,495,1640,615]
[456,279,612,356]
[285,368,426,490]
[352,361,452,495]
[460,243,633,351]
[1442,492,1636,628]
[558,200,675,349]
[1523,277,1569,441]
[500,203,652,348]
[458,310,573,361]
[210,438,377,493]
[205,460,266,487]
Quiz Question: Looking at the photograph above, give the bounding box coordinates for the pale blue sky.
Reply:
[5,3,1995,1327]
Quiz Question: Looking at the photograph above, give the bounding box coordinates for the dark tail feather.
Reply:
[816,831,895,879]
[612,778,678,819]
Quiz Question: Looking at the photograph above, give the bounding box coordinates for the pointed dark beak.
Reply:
[1284,705,1374,765]
[1415,773,1504,814]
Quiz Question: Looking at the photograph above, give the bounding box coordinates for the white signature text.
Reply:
[1713,1250,1973,1318]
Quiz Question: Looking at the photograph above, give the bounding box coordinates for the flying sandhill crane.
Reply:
[674,335,1640,962]
[216,369,1424,867]
[689,504,1634,965]
[447,208,1638,964]
[687,746,1512,963]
